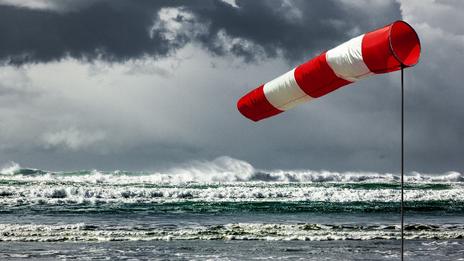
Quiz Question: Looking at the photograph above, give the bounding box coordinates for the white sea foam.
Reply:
[0,181,462,206]
[0,157,462,184]
[1,157,463,207]
[0,161,21,175]
[0,223,462,242]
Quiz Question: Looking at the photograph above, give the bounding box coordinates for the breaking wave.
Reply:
[0,182,463,206]
[1,157,463,213]
[1,223,463,242]
[1,156,462,184]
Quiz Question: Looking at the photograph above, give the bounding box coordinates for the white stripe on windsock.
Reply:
[263,69,313,111]
[326,34,373,82]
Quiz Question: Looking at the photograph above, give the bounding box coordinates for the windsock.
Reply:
[237,20,421,122]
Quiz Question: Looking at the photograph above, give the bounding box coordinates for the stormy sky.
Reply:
[0,0,462,173]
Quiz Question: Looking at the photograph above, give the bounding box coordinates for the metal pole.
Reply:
[401,65,405,261]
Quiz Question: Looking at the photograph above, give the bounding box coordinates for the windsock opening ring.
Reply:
[389,20,421,67]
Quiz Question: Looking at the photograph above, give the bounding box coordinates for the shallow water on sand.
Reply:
[1,240,463,260]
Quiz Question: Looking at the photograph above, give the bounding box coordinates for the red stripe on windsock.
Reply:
[294,53,352,98]
[237,84,282,122]
[362,24,398,73]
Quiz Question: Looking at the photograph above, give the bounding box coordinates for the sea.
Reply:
[0,157,463,260]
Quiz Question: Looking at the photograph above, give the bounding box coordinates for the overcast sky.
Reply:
[0,0,462,173]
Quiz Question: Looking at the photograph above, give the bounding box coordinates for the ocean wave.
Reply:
[1,223,462,242]
[5,201,464,214]
[0,182,463,206]
[1,158,464,213]
[1,157,462,184]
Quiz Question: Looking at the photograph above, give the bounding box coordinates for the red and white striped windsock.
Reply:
[237,20,421,122]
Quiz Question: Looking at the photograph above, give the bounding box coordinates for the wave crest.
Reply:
[1,157,462,184]
[0,161,21,175]
[1,223,463,242]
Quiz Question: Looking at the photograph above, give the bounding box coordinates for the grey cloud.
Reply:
[190,0,401,62]
[0,0,182,64]
[395,0,464,172]
[0,0,400,64]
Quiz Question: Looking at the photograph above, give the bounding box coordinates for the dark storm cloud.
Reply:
[0,0,180,64]
[191,0,401,62]
[0,0,400,64]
